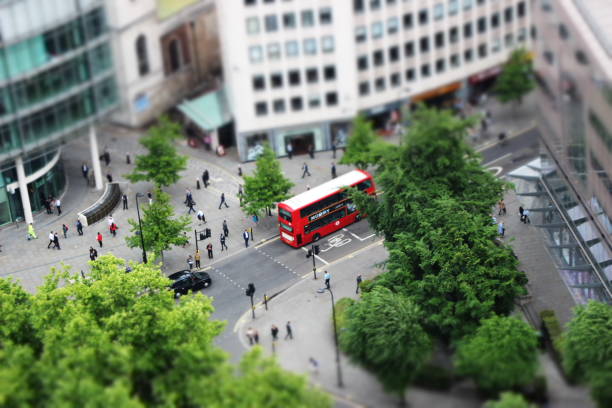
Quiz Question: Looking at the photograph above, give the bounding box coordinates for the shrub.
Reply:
[334,298,355,333]
[485,391,537,408]
[413,362,454,390]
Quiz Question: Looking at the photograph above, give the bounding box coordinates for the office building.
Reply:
[0,0,118,226]
[217,0,532,161]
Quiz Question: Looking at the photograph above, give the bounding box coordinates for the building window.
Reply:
[265,15,278,32]
[387,17,399,34]
[324,65,336,81]
[359,81,370,96]
[543,50,554,65]
[450,53,460,67]
[326,91,338,106]
[309,95,321,108]
[370,0,381,10]
[320,7,333,24]
[271,73,283,88]
[246,17,260,34]
[421,63,430,78]
[253,75,265,91]
[575,50,589,65]
[306,68,319,83]
[389,46,399,62]
[168,38,183,72]
[504,7,513,23]
[289,70,301,86]
[249,45,263,63]
[491,13,499,28]
[589,110,612,152]
[135,35,149,76]
[321,36,335,53]
[373,50,384,66]
[434,3,444,20]
[404,41,414,57]
[504,33,514,47]
[357,55,368,70]
[301,10,315,27]
[449,0,459,15]
[478,43,487,58]
[303,38,317,55]
[418,9,428,25]
[371,22,383,39]
[491,38,501,53]
[435,31,445,48]
[464,22,473,38]
[464,48,473,62]
[463,0,473,10]
[436,58,445,73]
[291,97,303,111]
[267,43,281,60]
[354,0,365,13]
[283,13,296,29]
[273,99,285,113]
[355,26,367,42]
[449,26,459,43]
[405,68,415,81]
[518,27,526,42]
[390,72,400,87]
[559,24,569,40]
[375,77,385,92]
[255,102,267,116]
[285,40,299,57]
[477,17,486,33]
[420,36,429,53]
[517,1,526,18]
[245,0,256,5]
[403,13,413,29]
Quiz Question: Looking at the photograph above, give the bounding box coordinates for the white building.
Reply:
[216,0,532,161]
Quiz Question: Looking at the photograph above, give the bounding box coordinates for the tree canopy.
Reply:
[340,115,379,169]
[485,392,537,408]
[0,256,331,408]
[125,187,191,261]
[494,48,535,105]
[241,143,294,216]
[126,116,188,188]
[340,287,432,397]
[455,315,539,393]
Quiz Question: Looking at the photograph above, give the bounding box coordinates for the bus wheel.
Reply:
[356,214,362,222]
[313,233,321,242]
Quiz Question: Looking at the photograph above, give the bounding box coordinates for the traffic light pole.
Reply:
[249,294,255,319]
[311,244,317,279]
[194,229,199,252]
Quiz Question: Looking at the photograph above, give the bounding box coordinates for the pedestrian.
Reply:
[106,173,113,183]
[218,193,229,209]
[81,162,89,180]
[55,198,61,215]
[195,250,201,269]
[243,229,250,248]
[331,139,337,159]
[309,357,319,375]
[523,209,531,224]
[286,142,293,159]
[27,223,37,240]
[223,220,229,237]
[498,199,506,216]
[301,162,311,178]
[110,222,118,237]
[498,221,505,237]
[147,191,153,205]
[271,324,279,341]
[107,215,114,233]
[202,170,210,188]
[89,246,98,261]
[331,162,337,179]
[207,242,213,259]
[220,233,228,251]
[43,197,52,214]
[76,219,84,236]
[306,185,310,191]
[185,188,193,204]
[519,206,525,223]
[62,223,68,238]
[47,231,55,249]
[97,232,103,247]
[122,194,128,210]
[187,198,196,214]
[187,255,194,270]
[324,271,331,289]
[53,232,60,250]
[238,184,244,205]
[308,144,314,159]
[197,209,206,224]
[356,274,362,294]
[253,329,259,344]
[246,327,255,345]
[285,321,293,340]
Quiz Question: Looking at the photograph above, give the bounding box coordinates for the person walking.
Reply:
[185,188,193,205]
[89,246,98,261]
[301,162,311,178]
[309,357,319,375]
[110,222,118,237]
[331,139,337,159]
[187,198,196,214]
[523,209,531,224]
[197,209,206,224]
[106,173,113,183]
[246,327,255,346]
[62,224,68,238]
[122,194,128,210]
[498,199,507,216]
[253,329,259,344]
[107,215,114,229]
[223,220,229,237]
[238,184,244,205]
[195,250,201,269]
[287,142,293,159]
[187,255,194,270]
[218,193,229,209]
[47,231,55,249]
[285,321,293,340]
[202,170,210,188]
[271,324,279,341]
[356,274,363,294]
[43,197,52,214]
[206,242,213,259]
[331,162,337,179]
[55,198,61,215]
[147,191,153,205]
[243,229,250,248]
[53,232,60,250]
[27,223,37,240]
[81,162,89,180]
[498,221,505,237]
[76,219,84,236]
[97,232,103,248]
[324,271,331,289]
[519,206,525,223]
[308,144,314,159]
[220,233,228,251]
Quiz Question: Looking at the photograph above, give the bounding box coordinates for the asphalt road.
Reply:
[478,126,541,176]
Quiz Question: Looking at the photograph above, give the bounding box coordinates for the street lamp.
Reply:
[326,287,344,388]
[135,193,147,264]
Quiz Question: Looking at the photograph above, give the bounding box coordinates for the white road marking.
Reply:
[342,228,376,241]
[483,152,512,167]
[300,246,329,265]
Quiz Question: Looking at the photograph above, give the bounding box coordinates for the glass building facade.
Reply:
[0,0,117,225]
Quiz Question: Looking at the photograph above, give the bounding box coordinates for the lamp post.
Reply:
[327,287,344,388]
[135,193,147,263]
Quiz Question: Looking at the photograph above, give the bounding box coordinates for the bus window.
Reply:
[356,179,372,191]
[279,208,293,222]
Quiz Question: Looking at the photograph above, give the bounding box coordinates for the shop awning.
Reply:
[178,88,232,131]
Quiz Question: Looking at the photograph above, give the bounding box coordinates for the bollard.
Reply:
[250,227,254,241]
[264,294,268,310]
[238,166,243,177]
[196,179,201,190]
[126,154,131,164]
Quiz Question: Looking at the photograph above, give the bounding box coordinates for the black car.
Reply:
[168,270,212,296]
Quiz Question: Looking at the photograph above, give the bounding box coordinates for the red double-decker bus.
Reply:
[277,169,376,247]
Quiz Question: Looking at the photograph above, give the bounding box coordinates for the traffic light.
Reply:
[314,245,320,255]
[245,283,256,297]
[306,245,320,258]
[306,249,312,258]
[199,232,205,240]
[205,228,211,238]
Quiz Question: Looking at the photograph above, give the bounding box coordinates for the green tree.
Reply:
[562,300,612,408]
[455,315,539,393]
[340,287,432,400]
[241,143,293,217]
[340,115,378,169]
[126,116,188,188]
[485,392,536,408]
[125,187,190,262]
[0,256,331,408]
[494,48,535,106]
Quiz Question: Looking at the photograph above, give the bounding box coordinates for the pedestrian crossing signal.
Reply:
[314,245,320,255]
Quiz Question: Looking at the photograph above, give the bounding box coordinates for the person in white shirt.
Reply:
[47,232,55,249]
[55,199,61,215]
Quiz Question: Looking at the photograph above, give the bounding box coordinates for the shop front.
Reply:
[410,81,462,110]
[272,125,328,157]
[468,65,502,104]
